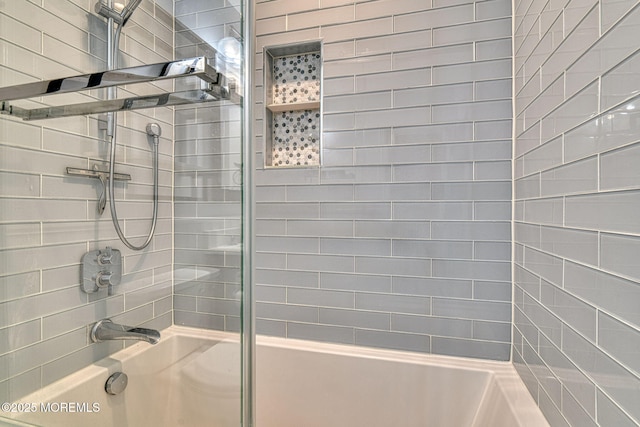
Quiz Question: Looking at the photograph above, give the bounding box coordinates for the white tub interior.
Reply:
[6,326,549,427]
[256,337,549,427]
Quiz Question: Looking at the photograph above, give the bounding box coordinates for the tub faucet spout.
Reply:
[90,319,160,345]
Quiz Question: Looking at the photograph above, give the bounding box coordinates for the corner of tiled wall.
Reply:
[513,0,640,425]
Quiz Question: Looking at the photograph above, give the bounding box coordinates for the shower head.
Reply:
[95,0,142,26]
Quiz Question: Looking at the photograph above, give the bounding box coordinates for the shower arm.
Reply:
[0,56,234,121]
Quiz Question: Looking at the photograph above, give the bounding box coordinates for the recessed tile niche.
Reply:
[263,41,322,168]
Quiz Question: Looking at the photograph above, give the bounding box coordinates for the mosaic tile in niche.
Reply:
[272,109,320,166]
[272,53,320,105]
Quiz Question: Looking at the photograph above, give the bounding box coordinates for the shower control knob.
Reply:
[96,271,113,288]
[82,247,122,293]
[97,247,113,265]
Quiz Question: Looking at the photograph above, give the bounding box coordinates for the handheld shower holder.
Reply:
[95,0,142,26]
[146,122,162,146]
[95,2,125,25]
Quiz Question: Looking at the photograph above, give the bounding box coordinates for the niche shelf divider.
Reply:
[263,41,323,168]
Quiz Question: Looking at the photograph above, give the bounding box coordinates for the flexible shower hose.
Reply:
[106,14,159,251]
[107,122,160,251]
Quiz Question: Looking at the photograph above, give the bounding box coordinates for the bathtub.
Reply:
[5,326,549,427]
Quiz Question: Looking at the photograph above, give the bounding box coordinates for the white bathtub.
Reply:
[5,326,549,427]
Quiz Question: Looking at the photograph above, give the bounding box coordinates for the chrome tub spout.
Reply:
[90,319,160,344]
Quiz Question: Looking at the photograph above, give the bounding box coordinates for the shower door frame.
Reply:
[241,0,255,425]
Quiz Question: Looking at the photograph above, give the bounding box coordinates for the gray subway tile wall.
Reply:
[0,1,174,401]
[514,0,640,425]
[255,0,513,361]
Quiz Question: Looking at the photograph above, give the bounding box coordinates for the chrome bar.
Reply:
[0,56,219,102]
[242,0,256,425]
[3,87,227,121]
[66,167,131,182]
[66,165,131,214]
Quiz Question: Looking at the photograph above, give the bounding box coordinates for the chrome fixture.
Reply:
[105,372,128,395]
[81,247,122,293]
[66,165,131,215]
[0,57,227,120]
[90,319,160,345]
[146,122,162,140]
[95,0,142,26]
[98,0,161,251]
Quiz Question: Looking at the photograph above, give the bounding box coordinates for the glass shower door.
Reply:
[172,0,251,425]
